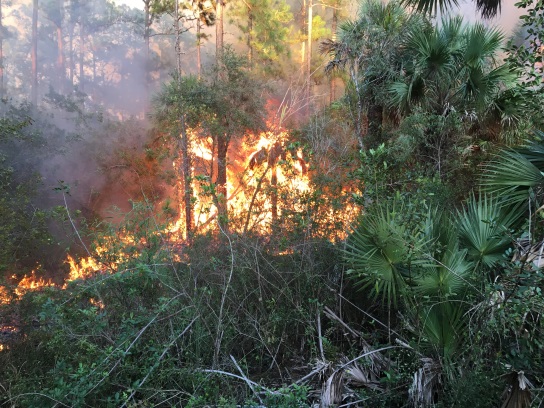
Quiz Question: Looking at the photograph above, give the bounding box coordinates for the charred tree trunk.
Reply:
[216,135,229,230]
[271,164,278,224]
[367,102,383,148]
[179,115,194,238]
[196,21,201,78]
[31,0,38,105]
[175,0,194,238]
[143,0,151,105]
[306,0,313,109]
[247,6,253,68]
[329,2,337,104]
[69,21,74,86]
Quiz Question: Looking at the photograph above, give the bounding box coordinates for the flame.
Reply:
[65,254,105,284]
[167,122,323,236]
[1,116,359,351]
[13,271,55,298]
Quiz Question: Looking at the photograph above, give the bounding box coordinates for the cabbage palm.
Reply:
[322,0,426,148]
[456,193,523,269]
[388,16,518,124]
[345,200,416,306]
[345,193,521,406]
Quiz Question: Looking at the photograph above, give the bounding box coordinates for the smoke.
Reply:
[439,0,523,35]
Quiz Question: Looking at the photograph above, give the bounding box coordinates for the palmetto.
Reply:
[388,16,517,125]
[345,189,524,404]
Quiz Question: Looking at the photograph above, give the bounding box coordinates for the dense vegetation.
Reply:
[1,0,544,406]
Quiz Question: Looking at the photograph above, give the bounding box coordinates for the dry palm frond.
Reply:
[408,357,442,408]
[512,238,544,269]
[324,306,390,374]
[320,369,344,408]
[345,360,383,391]
[501,371,533,408]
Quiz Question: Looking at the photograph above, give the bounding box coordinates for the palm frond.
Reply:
[401,0,460,15]
[476,0,502,19]
[409,357,442,408]
[518,131,544,170]
[481,150,544,206]
[464,23,504,68]
[414,245,472,298]
[401,0,501,18]
[345,202,416,306]
[456,194,522,269]
[418,301,466,361]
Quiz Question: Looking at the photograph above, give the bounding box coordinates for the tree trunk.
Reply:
[69,21,74,86]
[31,0,38,105]
[179,115,193,238]
[143,0,150,104]
[271,164,278,224]
[367,102,383,147]
[216,0,224,61]
[196,21,201,78]
[0,0,4,99]
[306,0,312,107]
[79,19,84,91]
[300,0,306,66]
[329,2,337,104]
[175,0,194,238]
[247,6,253,68]
[216,135,229,230]
[57,25,65,92]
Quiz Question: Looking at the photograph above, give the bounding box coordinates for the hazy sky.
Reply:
[112,0,524,35]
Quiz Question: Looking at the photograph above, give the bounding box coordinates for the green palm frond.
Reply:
[481,150,544,206]
[518,131,544,170]
[456,194,521,269]
[459,64,515,111]
[417,301,466,361]
[464,23,503,68]
[491,87,529,125]
[439,15,465,56]
[414,247,472,299]
[401,0,460,15]
[345,202,418,306]
[401,0,501,18]
[408,28,456,79]
[388,81,410,111]
[413,208,473,298]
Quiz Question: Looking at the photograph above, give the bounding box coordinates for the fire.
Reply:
[0,270,56,304]
[168,122,318,236]
[65,254,105,283]
[1,118,359,341]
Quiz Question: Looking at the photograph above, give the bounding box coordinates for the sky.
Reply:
[112,0,524,35]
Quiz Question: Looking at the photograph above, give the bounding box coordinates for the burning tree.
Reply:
[154,48,266,234]
[204,49,266,230]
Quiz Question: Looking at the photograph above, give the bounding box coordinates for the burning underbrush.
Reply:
[0,220,354,406]
[0,118,362,405]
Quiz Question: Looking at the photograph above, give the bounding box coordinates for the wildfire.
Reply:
[1,118,359,351]
[65,254,105,283]
[168,122,315,236]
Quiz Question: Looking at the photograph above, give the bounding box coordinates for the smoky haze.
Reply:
[0,0,532,270]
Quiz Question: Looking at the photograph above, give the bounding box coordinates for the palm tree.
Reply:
[402,0,502,18]
[322,0,426,149]
[345,191,525,406]
[388,16,518,125]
